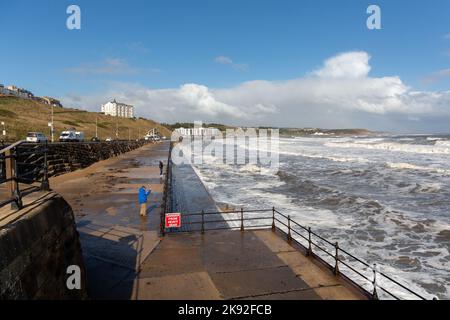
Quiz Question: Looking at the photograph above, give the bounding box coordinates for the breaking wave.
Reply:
[386,162,450,176]
[325,141,450,155]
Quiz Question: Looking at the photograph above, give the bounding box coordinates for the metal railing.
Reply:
[160,141,174,235]
[0,141,50,210]
[162,207,429,300]
[1,140,151,210]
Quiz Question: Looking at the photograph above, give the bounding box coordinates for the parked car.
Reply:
[91,137,100,142]
[105,137,113,142]
[59,129,84,142]
[26,132,48,143]
[144,134,161,142]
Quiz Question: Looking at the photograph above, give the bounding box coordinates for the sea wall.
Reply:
[0,192,88,299]
[34,141,149,178]
[0,141,150,183]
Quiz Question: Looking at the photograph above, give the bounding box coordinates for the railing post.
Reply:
[41,141,50,191]
[372,263,379,300]
[6,148,22,210]
[307,227,312,256]
[201,210,205,234]
[160,213,165,237]
[287,215,292,243]
[334,242,340,275]
[271,207,276,231]
[240,208,244,232]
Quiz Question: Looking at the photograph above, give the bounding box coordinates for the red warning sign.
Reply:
[165,213,181,228]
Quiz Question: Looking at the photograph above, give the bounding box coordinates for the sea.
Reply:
[180,134,450,300]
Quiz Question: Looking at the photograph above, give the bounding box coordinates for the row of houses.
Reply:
[0,83,133,118]
[174,127,221,136]
[0,83,63,107]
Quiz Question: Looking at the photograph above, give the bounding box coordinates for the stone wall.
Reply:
[44,141,149,177]
[0,141,150,183]
[0,192,88,299]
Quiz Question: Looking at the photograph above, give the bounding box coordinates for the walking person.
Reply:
[159,160,164,176]
[138,186,151,217]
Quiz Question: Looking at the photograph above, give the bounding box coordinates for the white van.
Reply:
[59,129,84,142]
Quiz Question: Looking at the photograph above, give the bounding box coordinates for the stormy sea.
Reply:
[183,134,450,299]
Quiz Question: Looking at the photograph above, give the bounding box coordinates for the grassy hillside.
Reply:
[0,96,171,142]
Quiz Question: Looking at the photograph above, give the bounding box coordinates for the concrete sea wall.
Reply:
[0,192,87,299]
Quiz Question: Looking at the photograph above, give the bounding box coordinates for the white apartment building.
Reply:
[101,99,134,118]
[174,127,221,136]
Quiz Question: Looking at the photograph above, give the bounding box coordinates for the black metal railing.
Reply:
[161,141,174,235]
[0,141,50,210]
[162,207,429,300]
[0,140,151,210]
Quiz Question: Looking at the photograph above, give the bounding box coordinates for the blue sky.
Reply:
[1,0,450,132]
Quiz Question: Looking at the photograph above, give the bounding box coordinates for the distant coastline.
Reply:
[279,128,377,137]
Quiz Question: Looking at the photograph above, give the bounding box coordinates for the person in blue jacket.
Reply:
[139,186,151,217]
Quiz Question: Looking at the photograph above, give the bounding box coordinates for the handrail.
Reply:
[0,140,26,154]
[1,139,152,211]
[162,207,430,300]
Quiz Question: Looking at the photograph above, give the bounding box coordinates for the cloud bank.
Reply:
[62,51,450,133]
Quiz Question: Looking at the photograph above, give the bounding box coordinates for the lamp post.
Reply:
[48,105,54,143]
[1,121,6,139]
[115,115,119,140]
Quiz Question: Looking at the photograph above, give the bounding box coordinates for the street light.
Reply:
[1,121,5,138]
[115,115,119,139]
[48,122,53,142]
[95,116,98,138]
[48,105,54,143]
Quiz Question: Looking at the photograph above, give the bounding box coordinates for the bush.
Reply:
[62,120,78,127]
[0,108,18,118]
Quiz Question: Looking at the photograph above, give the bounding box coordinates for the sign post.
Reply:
[165,213,181,229]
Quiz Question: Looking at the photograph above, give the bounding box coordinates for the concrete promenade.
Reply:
[47,140,366,300]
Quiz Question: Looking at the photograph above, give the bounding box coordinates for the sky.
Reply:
[1,0,450,133]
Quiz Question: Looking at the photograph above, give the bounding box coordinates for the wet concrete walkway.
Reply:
[136,229,365,300]
[51,141,169,299]
[170,161,224,232]
[49,141,366,300]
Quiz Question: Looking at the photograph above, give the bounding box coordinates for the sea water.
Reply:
[184,134,450,299]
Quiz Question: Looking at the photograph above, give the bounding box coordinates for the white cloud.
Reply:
[423,68,450,84]
[313,51,371,79]
[65,58,140,75]
[62,51,450,132]
[214,56,233,65]
[214,55,248,71]
[177,84,247,118]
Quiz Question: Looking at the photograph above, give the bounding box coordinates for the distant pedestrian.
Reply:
[138,186,151,217]
[159,161,164,176]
